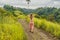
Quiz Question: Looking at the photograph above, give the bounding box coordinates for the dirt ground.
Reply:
[19,19,59,40]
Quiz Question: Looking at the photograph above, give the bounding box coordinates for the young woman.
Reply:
[29,14,34,33]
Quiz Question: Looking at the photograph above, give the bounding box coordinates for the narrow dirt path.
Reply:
[18,19,58,40]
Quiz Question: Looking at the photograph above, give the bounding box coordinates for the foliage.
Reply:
[3,5,60,23]
[0,8,27,40]
[26,16,60,38]
[2,4,60,39]
[34,7,60,23]
[3,5,15,13]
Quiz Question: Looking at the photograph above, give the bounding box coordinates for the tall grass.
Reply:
[18,15,26,19]
[0,15,27,40]
[26,16,60,38]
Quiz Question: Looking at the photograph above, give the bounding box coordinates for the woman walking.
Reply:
[29,14,34,33]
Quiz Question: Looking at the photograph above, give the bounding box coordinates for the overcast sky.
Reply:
[0,0,60,9]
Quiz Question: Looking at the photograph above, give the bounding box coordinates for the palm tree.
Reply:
[26,0,30,8]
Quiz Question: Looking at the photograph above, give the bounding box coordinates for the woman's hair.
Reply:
[30,13,33,20]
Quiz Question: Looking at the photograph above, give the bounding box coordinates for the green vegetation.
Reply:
[34,18,60,38]
[34,7,60,23]
[26,16,60,38]
[0,7,27,40]
[1,4,60,39]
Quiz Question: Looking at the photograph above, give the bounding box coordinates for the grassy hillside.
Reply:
[0,8,27,40]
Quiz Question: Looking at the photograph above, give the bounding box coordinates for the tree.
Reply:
[3,5,15,13]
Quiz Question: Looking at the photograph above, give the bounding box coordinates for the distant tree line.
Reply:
[3,5,60,23]
[35,7,60,23]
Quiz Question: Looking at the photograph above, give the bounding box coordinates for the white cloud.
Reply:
[0,0,60,9]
